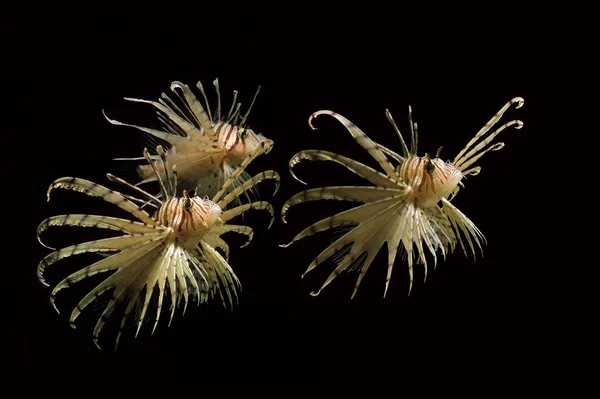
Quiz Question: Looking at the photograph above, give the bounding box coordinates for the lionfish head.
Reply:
[228,127,272,164]
[157,190,223,248]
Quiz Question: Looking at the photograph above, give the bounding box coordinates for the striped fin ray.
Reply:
[175,250,200,311]
[184,249,210,303]
[173,249,190,315]
[221,201,275,228]
[281,186,405,223]
[165,246,180,327]
[217,170,280,209]
[96,243,170,349]
[381,205,411,297]
[413,208,437,283]
[142,148,169,199]
[38,233,166,286]
[226,90,239,122]
[211,225,254,248]
[309,111,399,180]
[149,159,252,206]
[200,242,241,309]
[64,239,165,327]
[423,206,457,255]
[381,203,452,296]
[418,208,447,264]
[184,244,239,309]
[193,80,215,125]
[453,97,524,169]
[103,111,195,148]
[150,244,176,335]
[304,198,404,293]
[114,295,139,350]
[325,204,408,299]
[213,167,258,206]
[47,177,157,226]
[213,79,222,122]
[203,233,231,261]
[123,97,208,142]
[281,196,402,248]
[212,140,274,203]
[289,150,398,188]
[135,244,192,337]
[302,198,402,277]
[395,205,452,294]
[37,214,160,249]
[159,92,197,137]
[441,198,485,259]
[454,120,523,171]
[385,108,410,158]
[106,173,162,206]
[207,260,234,309]
[239,84,261,127]
[171,81,218,139]
[376,143,404,163]
[228,103,242,124]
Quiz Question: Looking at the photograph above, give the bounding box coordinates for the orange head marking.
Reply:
[399,153,463,208]
[157,192,223,248]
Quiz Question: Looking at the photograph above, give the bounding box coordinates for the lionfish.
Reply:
[281,98,524,298]
[37,141,278,349]
[104,78,270,200]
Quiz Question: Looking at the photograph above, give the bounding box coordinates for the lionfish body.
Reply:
[38,142,278,349]
[105,79,271,200]
[282,98,524,298]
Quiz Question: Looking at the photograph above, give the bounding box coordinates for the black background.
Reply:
[5,6,572,390]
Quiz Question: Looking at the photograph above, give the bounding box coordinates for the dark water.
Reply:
[5,9,564,389]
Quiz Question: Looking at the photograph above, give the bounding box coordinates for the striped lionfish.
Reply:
[37,141,278,349]
[104,78,270,200]
[281,98,524,298]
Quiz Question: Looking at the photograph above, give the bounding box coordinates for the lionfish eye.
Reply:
[425,161,435,174]
[424,154,435,174]
[239,128,248,139]
[183,190,194,210]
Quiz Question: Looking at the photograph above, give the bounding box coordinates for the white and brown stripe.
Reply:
[37,141,279,349]
[283,98,523,298]
[398,154,463,208]
[157,197,223,244]
[106,79,271,199]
